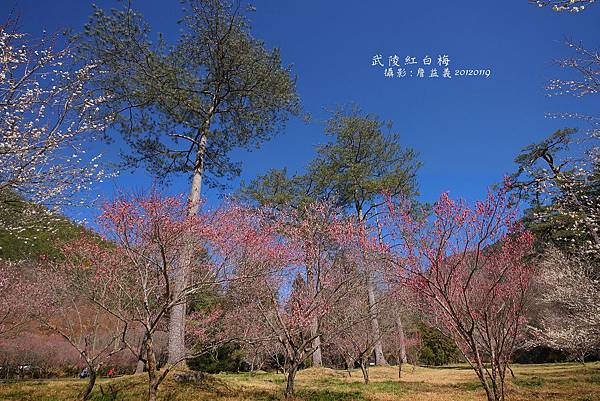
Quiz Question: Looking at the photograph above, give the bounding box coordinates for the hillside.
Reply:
[0,190,88,261]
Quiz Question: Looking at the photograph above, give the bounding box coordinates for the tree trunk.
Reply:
[306,254,322,368]
[473,358,495,401]
[361,206,387,366]
[345,356,354,377]
[310,316,322,367]
[146,334,161,401]
[398,360,402,379]
[166,294,187,366]
[367,272,387,365]
[136,359,145,374]
[167,132,207,366]
[488,371,505,401]
[396,314,407,364]
[284,365,298,398]
[136,333,147,373]
[359,361,369,384]
[81,369,96,400]
[148,383,158,401]
[498,367,506,401]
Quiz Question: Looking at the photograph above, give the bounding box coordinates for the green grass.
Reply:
[295,389,366,401]
[513,375,545,388]
[0,363,599,401]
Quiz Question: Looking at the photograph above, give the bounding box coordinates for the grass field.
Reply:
[1,363,599,401]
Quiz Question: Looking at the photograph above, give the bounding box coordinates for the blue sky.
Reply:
[3,0,599,221]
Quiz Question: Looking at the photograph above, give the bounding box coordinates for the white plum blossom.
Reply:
[527,248,600,362]
[532,0,595,12]
[0,24,114,237]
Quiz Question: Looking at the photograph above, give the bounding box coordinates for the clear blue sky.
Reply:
[3,0,599,220]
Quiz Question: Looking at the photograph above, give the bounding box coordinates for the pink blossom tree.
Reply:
[324,281,394,384]
[62,192,215,401]
[63,192,289,401]
[383,187,535,401]
[381,295,421,379]
[0,332,82,379]
[224,201,365,398]
[36,255,127,400]
[0,260,42,338]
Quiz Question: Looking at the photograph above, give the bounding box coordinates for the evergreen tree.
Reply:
[77,0,300,364]
[241,104,420,366]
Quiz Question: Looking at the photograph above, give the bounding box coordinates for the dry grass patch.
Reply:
[0,363,598,400]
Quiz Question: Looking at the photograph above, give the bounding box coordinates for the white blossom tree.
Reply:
[547,41,599,100]
[0,21,112,238]
[514,128,599,255]
[531,0,595,12]
[514,17,600,363]
[528,247,600,362]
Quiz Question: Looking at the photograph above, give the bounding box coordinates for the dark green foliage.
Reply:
[187,343,245,373]
[309,104,420,219]
[77,0,300,188]
[241,104,421,221]
[187,280,224,314]
[513,346,568,364]
[512,128,599,255]
[521,205,583,252]
[417,324,461,366]
[514,129,576,171]
[238,168,315,210]
[0,190,85,261]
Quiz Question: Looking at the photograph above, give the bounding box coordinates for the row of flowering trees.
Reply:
[0,185,534,400]
[0,182,534,401]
